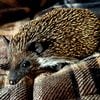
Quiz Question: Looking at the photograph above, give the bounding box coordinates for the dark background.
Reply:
[0,0,100,25]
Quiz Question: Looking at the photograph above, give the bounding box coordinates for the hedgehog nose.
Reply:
[9,80,16,85]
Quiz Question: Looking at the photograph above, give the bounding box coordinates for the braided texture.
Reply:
[1,53,100,100]
[33,53,100,100]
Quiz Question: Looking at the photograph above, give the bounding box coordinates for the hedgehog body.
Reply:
[12,7,100,59]
[9,7,100,84]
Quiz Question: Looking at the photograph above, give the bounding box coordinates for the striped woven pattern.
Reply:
[0,80,28,100]
[1,53,100,100]
[33,53,100,100]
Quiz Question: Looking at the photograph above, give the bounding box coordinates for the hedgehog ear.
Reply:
[0,36,10,70]
[26,40,52,55]
[0,63,10,70]
[0,35,10,46]
[26,42,43,54]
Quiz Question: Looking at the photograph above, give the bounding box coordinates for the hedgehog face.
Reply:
[9,51,33,85]
[9,40,51,85]
[9,58,31,85]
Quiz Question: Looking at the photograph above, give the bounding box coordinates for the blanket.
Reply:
[0,53,100,100]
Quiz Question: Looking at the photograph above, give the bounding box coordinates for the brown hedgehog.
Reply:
[5,7,100,85]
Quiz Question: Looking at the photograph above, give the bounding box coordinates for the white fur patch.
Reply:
[37,57,76,68]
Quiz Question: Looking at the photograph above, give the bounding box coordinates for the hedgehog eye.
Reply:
[21,60,31,68]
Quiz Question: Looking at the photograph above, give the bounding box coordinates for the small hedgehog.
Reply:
[4,7,99,85]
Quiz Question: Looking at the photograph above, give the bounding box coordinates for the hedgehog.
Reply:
[3,7,99,85]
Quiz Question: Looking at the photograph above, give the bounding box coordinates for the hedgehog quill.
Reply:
[4,8,100,85]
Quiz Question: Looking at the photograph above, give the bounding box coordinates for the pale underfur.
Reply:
[37,53,100,70]
[37,57,78,68]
